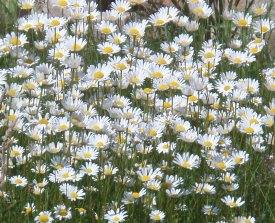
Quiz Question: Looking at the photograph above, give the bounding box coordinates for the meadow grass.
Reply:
[0,0,275,223]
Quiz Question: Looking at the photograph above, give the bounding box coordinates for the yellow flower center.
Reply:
[24,24,33,29]
[11,150,21,157]
[104,169,112,175]
[181,162,191,168]
[72,43,82,51]
[224,176,232,183]
[204,52,215,58]
[224,85,231,91]
[84,152,92,159]
[156,58,167,65]
[59,124,69,131]
[131,77,140,84]
[234,157,243,164]
[204,140,212,147]
[101,27,112,34]
[261,26,269,33]
[96,142,104,147]
[169,81,180,88]
[175,125,185,132]
[238,19,247,26]
[10,37,21,46]
[113,37,122,44]
[59,209,68,216]
[113,216,120,222]
[94,71,104,79]
[155,19,165,26]
[25,207,32,214]
[163,102,172,109]
[232,57,243,64]
[217,162,226,170]
[153,215,161,220]
[255,8,264,14]
[245,127,254,134]
[38,182,45,188]
[152,71,163,78]
[92,124,101,131]
[129,28,140,36]
[149,129,157,137]
[143,88,154,94]
[159,83,169,90]
[229,202,237,207]
[22,3,33,9]
[141,175,151,182]
[103,46,114,54]
[58,0,68,7]
[150,185,159,190]
[8,114,17,121]
[132,192,140,198]
[71,192,78,199]
[194,7,204,15]
[116,63,127,70]
[62,173,69,179]
[188,95,197,102]
[50,20,61,27]
[250,47,259,54]
[207,114,215,122]
[39,118,49,125]
[86,168,93,173]
[38,215,49,223]
[15,179,23,184]
[117,7,126,13]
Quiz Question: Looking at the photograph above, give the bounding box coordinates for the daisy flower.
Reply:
[10,145,25,158]
[98,42,121,55]
[221,196,245,208]
[123,20,148,38]
[130,188,146,199]
[9,175,28,187]
[23,203,36,215]
[87,64,113,82]
[212,156,235,171]
[173,152,200,169]
[54,204,72,220]
[104,208,128,223]
[60,184,85,201]
[48,17,67,28]
[161,42,179,54]
[150,210,165,221]
[103,163,119,176]
[97,21,117,35]
[253,19,275,34]
[111,0,131,14]
[189,2,213,19]
[184,20,200,32]
[34,211,53,223]
[149,11,169,26]
[65,36,87,52]
[202,205,219,216]
[136,167,161,182]
[232,12,252,27]
[197,134,219,149]
[251,3,267,16]
[174,34,193,47]
[80,162,100,176]
[18,0,34,10]
[5,32,28,48]
[264,98,275,116]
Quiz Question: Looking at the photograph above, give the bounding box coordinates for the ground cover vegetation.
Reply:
[0,0,275,222]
